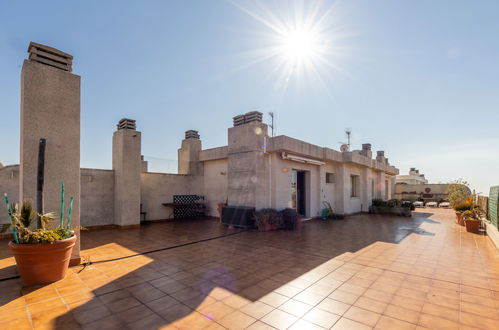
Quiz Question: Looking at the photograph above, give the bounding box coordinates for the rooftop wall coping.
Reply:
[199,146,228,161]
[268,135,399,174]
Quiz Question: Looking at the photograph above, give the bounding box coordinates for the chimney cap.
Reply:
[117,118,136,130]
[185,130,200,139]
[362,143,372,150]
[233,111,263,126]
[27,42,73,72]
[377,150,385,156]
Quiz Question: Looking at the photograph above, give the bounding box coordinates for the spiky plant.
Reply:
[1,200,72,244]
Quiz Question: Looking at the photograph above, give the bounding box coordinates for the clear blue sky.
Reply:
[1,0,498,195]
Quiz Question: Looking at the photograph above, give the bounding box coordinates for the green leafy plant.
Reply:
[462,206,485,221]
[454,202,473,213]
[1,200,73,244]
[446,179,472,208]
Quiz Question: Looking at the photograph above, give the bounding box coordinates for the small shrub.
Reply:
[454,202,473,213]
[372,199,386,207]
[254,208,283,231]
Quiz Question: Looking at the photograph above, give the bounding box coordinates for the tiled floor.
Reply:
[1,209,498,329]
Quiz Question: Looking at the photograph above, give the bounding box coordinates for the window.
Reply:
[351,175,359,197]
[326,172,335,184]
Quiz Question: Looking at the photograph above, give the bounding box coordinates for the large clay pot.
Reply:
[464,220,480,233]
[9,235,76,286]
[455,212,465,226]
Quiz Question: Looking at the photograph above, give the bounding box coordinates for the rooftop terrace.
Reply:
[1,209,498,329]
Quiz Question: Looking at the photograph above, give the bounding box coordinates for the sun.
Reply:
[279,26,324,69]
[230,0,351,88]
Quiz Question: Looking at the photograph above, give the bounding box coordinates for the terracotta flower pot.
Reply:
[464,220,480,233]
[455,212,465,226]
[9,235,77,286]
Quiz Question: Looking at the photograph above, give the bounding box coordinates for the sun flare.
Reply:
[230,0,351,89]
[280,27,322,64]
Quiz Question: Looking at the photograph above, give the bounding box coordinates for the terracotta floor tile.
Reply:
[240,301,274,319]
[279,299,313,317]
[316,297,351,315]
[331,317,372,330]
[222,294,251,309]
[375,315,416,330]
[460,293,497,308]
[0,209,497,329]
[384,304,420,324]
[128,313,168,330]
[259,292,289,308]
[344,305,381,326]
[104,296,142,313]
[28,297,66,315]
[459,311,499,330]
[156,302,193,322]
[329,289,360,304]
[273,284,302,298]
[0,317,32,330]
[199,301,235,321]
[71,304,112,325]
[293,290,325,306]
[338,282,368,296]
[31,305,70,328]
[246,320,278,330]
[0,306,28,324]
[418,313,460,330]
[115,304,154,324]
[260,309,298,330]
[354,296,387,314]
[460,301,499,320]
[219,310,257,330]
[390,295,424,312]
[421,303,459,322]
[362,288,392,303]
[145,295,179,313]
[289,319,326,330]
[303,307,341,328]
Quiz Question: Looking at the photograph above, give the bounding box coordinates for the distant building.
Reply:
[395,168,470,202]
[396,168,428,185]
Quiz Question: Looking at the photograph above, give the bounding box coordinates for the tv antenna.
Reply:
[345,128,351,148]
[268,112,275,137]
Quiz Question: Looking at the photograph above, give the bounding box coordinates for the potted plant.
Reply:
[2,187,76,286]
[217,198,228,222]
[281,208,302,230]
[453,202,472,226]
[254,208,283,231]
[369,199,412,217]
[462,206,484,233]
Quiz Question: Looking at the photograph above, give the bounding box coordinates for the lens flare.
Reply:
[229,0,352,90]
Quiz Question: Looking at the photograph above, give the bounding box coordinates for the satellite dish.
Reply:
[340,144,349,152]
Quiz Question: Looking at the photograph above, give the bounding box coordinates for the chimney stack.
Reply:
[233,111,263,127]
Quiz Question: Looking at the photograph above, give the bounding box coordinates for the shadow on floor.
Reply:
[1,211,435,329]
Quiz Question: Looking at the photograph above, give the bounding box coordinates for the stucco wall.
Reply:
[0,165,19,226]
[203,159,228,217]
[80,168,114,227]
[140,172,203,220]
[271,156,321,218]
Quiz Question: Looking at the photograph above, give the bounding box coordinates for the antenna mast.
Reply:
[268,112,275,137]
[345,128,351,149]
